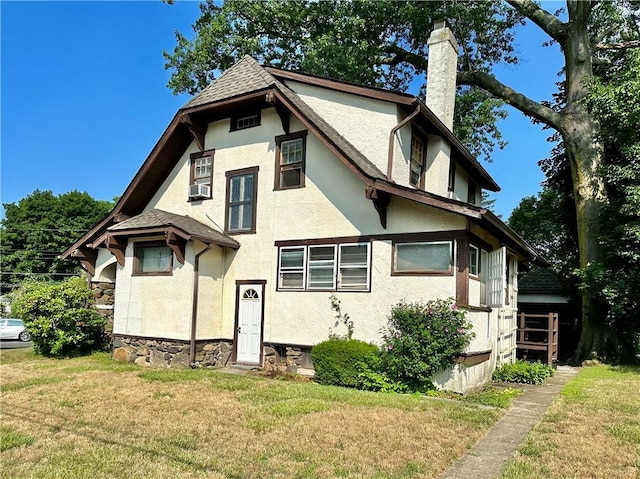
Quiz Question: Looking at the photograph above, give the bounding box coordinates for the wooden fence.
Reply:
[516,312,558,366]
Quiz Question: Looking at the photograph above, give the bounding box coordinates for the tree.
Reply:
[163,0,640,361]
[1,190,114,291]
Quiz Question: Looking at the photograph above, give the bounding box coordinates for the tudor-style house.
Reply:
[62,23,543,392]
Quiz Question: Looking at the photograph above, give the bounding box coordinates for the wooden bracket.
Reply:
[72,248,98,276]
[165,231,186,265]
[266,90,290,134]
[106,235,127,266]
[181,113,206,151]
[366,187,390,229]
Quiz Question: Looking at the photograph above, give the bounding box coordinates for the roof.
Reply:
[519,268,565,294]
[106,209,239,249]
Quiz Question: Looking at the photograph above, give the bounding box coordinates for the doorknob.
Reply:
[238,327,242,333]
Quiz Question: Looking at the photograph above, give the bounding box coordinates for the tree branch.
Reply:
[507,0,568,43]
[595,40,640,51]
[457,70,563,130]
[380,45,429,71]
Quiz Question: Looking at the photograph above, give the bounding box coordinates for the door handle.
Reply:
[238,327,242,333]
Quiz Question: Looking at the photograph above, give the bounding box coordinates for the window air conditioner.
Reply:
[189,183,210,199]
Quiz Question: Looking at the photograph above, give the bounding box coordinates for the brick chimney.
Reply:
[426,19,458,130]
[424,20,459,197]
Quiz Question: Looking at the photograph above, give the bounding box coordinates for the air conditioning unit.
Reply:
[189,183,210,199]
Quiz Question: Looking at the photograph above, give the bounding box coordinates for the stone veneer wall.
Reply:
[112,335,233,369]
[91,281,115,344]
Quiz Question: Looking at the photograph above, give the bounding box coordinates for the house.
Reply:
[62,23,543,392]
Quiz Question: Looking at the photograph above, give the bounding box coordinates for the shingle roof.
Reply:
[519,268,564,293]
[108,209,239,249]
[183,56,275,109]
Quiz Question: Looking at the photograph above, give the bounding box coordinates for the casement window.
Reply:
[393,241,453,275]
[410,134,425,188]
[468,180,477,205]
[469,244,479,277]
[133,242,173,276]
[189,151,213,200]
[448,162,456,193]
[480,250,488,305]
[225,167,258,234]
[230,111,261,131]
[277,242,371,292]
[275,131,307,190]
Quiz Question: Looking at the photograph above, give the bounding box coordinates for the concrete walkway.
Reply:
[439,366,579,479]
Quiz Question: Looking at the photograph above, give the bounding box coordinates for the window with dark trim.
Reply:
[230,111,261,131]
[448,162,456,193]
[189,151,214,200]
[225,167,258,234]
[133,242,173,276]
[468,180,477,205]
[275,131,307,190]
[392,241,453,275]
[409,133,426,188]
[469,244,479,277]
[277,242,371,292]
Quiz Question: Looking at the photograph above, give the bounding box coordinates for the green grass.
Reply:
[0,426,34,452]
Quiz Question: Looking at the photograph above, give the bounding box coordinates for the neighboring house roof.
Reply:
[519,268,565,294]
[103,209,240,250]
[60,56,541,266]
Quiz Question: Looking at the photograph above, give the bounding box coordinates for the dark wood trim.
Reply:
[106,235,127,266]
[454,350,492,366]
[274,230,468,247]
[183,89,272,115]
[409,129,427,189]
[225,166,259,235]
[71,248,98,276]
[456,237,469,306]
[113,333,233,343]
[188,149,214,201]
[232,280,267,365]
[366,187,391,229]
[132,241,174,276]
[180,112,207,151]
[274,131,307,191]
[165,231,186,265]
[462,305,493,313]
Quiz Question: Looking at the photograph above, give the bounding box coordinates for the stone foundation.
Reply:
[91,281,115,344]
[262,345,306,375]
[112,336,233,369]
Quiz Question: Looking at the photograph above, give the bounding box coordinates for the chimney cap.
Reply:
[433,19,447,30]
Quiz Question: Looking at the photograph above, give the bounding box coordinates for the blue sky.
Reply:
[1,1,564,220]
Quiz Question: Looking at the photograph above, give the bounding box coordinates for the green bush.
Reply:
[11,277,107,358]
[379,299,475,391]
[311,338,378,388]
[492,360,555,385]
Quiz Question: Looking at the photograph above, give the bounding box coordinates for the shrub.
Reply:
[492,360,555,385]
[379,299,475,391]
[11,277,107,358]
[311,338,378,388]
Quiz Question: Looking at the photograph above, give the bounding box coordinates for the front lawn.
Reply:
[499,364,640,479]
[1,350,503,479]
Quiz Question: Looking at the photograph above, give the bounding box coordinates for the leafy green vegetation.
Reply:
[492,360,555,385]
[10,277,108,358]
[310,338,378,388]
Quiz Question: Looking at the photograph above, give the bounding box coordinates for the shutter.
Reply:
[488,247,506,307]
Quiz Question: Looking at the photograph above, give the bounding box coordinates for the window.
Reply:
[393,241,453,274]
[278,247,306,290]
[410,134,425,188]
[448,162,456,193]
[469,245,479,277]
[467,181,477,204]
[189,151,213,199]
[134,242,173,275]
[225,167,258,234]
[230,111,261,131]
[277,242,371,291]
[275,131,307,189]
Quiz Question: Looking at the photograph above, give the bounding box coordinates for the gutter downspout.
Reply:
[387,104,421,180]
[190,243,212,367]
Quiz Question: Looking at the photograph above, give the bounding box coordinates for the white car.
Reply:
[0,318,30,341]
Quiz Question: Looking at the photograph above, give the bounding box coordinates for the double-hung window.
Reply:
[393,241,453,275]
[277,242,371,291]
[275,131,307,189]
[469,244,479,277]
[134,242,173,276]
[225,167,258,234]
[410,134,425,188]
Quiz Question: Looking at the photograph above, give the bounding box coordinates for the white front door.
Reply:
[235,283,264,364]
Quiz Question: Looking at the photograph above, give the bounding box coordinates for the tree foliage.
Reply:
[0,190,113,291]
[10,277,108,358]
[164,0,640,362]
